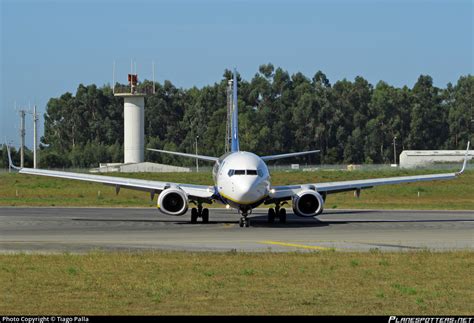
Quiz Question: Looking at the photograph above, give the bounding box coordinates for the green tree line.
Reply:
[2,64,473,168]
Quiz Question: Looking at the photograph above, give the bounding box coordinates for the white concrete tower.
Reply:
[114,74,145,164]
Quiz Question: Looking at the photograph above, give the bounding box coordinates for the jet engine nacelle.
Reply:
[157,187,188,216]
[292,190,324,217]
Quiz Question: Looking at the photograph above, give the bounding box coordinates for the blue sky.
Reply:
[1,0,473,148]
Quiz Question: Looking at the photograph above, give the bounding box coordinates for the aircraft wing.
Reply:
[270,172,459,199]
[17,167,215,200]
[270,142,470,200]
[6,145,214,201]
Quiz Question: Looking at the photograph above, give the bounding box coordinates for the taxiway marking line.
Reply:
[259,240,333,251]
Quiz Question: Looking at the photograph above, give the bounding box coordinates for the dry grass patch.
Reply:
[0,250,472,315]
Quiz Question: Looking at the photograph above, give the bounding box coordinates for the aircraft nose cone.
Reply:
[233,179,264,204]
[237,181,253,193]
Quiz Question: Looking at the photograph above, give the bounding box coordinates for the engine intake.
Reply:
[292,190,324,217]
[157,187,188,216]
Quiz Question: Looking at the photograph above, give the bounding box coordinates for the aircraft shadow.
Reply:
[247,217,329,228]
[72,218,239,225]
[72,216,327,227]
[246,216,474,228]
[322,210,378,215]
[72,215,474,228]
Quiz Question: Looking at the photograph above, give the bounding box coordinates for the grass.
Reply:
[0,169,472,209]
[0,250,472,315]
[1,169,472,315]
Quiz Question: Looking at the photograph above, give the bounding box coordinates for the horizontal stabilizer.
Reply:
[261,150,320,161]
[147,148,218,162]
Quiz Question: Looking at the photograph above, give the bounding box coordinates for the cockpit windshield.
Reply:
[228,169,263,177]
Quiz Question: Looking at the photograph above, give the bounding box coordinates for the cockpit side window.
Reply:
[257,169,263,177]
[234,170,245,175]
[228,169,235,177]
[246,170,258,175]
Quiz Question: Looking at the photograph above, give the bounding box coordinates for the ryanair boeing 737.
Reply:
[7,70,470,227]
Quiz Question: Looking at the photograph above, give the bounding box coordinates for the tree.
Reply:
[32,65,470,169]
[408,75,447,149]
[447,75,474,148]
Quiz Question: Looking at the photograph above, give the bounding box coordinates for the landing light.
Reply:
[270,189,276,194]
[226,204,230,209]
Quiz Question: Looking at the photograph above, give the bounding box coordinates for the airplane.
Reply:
[6,69,471,227]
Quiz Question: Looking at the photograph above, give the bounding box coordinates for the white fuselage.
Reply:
[212,151,271,210]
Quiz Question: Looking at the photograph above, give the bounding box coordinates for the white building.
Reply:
[92,162,190,173]
[399,149,473,168]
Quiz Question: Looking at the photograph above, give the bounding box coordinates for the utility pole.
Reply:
[195,135,199,173]
[393,136,397,165]
[33,105,38,168]
[19,109,26,168]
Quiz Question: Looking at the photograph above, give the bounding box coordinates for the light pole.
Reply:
[195,135,199,173]
[393,136,397,165]
[33,105,38,169]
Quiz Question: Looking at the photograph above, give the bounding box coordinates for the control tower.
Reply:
[114,74,145,164]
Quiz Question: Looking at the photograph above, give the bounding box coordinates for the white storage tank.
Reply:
[121,94,145,163]
[114,72,146,164]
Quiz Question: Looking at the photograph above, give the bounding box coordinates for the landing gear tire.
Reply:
[202,208,209,224]
[278,208,287,224]
[239,213,250,228]
[267,208,276,223]
[191,208,198,224]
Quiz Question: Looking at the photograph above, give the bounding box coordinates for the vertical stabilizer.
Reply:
[231,68,240,152]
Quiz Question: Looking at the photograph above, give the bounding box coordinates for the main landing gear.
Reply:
[191,204,209,224]
[239,210,251,228]
[267,203,287,224]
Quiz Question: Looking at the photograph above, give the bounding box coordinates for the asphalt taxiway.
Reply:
[0,207,472,252]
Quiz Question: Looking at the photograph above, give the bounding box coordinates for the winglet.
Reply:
[5,141,20,171]
[456,141,470,176]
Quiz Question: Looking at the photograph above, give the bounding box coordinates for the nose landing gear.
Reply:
[239,209,251,228]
